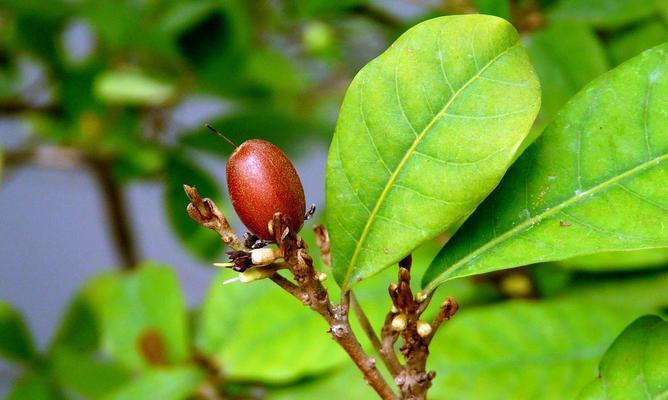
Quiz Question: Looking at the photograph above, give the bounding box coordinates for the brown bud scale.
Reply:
[226,139,306,241]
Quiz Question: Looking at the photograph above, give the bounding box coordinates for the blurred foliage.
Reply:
[1,0,667,399]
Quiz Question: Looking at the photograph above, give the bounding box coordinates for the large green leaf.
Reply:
[548,0,658,29]
[195,273,348,382]
[424,44,668,291]
[85,265,190,369]
[326,15,540,290]
[578,315,668,400]
[0,302,35,363]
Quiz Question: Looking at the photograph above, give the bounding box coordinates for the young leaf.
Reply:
[577,315,668,400]
[326,15,540,290]
[0,302,35,363]
[423,44,668,292]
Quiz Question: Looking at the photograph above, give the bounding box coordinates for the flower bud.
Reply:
[415,291,428,302]
[250,247,280,266]
[391,314,407,331]
[416,320,432,337]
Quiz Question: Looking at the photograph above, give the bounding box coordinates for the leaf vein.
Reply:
[342,42,521,288]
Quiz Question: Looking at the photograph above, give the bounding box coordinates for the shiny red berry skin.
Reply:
[226,139,306,241]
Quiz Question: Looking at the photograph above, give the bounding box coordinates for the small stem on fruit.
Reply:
[205,124,238,149]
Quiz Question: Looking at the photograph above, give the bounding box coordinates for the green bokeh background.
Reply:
[1,0,667,399]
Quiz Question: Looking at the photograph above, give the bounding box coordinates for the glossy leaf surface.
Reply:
[326,15,540,290]
[424,44,668,291]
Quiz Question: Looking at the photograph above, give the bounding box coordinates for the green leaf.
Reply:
[266,273,668,400]
[103,367,204,400]
[326,15,540,290]
[195,273,348,382]
[49,293,99,353]
[547,0,657,29]
[428,299,665,399]
[6,372,61,400]
[577,315,668,400]
[474,0,511,20]
[51,348,132,399]
[165,154,223,260]
[0,302,35,363]
[93,70,176,106]
[558,248,668,271]
[608,21,668,65]
[424,44,668,291]
[525,22,608,133]
[85,265,190,369]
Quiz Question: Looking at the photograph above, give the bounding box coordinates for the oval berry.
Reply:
[226,139,306,241]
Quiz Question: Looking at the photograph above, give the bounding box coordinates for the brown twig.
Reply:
[185,189,397,400]
[314,224,403,377]
[183,185,244,251]
[351,293,403,377]
[383,256,458,400]
[89,159,139,270]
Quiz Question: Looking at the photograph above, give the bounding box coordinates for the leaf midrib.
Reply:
[425,152,668,293]
[341,41,521,289]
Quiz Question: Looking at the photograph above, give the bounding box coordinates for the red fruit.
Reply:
[226,139,306,241]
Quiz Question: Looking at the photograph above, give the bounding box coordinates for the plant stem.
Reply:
[350,292,403,377]
[89,160,139,270]
[273,275,397,400]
